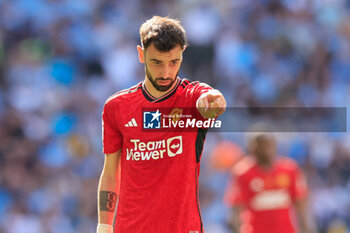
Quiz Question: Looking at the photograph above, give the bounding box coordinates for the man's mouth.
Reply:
[157,79,172,85]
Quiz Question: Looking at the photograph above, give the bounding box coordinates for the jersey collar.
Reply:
[142,77,180,103]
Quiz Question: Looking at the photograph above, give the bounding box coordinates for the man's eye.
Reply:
[171,61,178,65]
[154,62,160,66]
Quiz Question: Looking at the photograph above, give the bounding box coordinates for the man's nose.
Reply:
[161,65,171,78]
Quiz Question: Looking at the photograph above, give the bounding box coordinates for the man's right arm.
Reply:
[224,169,244,233]
[97,150,121,233]
[227,205,242,233]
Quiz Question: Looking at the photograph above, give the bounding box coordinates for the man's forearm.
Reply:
[97,174,118,225]
[295,199,316,233]
[227,207,241,233]
[97,151,121,228]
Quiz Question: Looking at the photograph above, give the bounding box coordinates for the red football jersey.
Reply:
[224,156,308,233]
[102,78,212,233]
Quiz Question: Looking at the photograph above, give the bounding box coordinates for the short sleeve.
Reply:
[291,167,308,201]
[191,82,213,105]
[224,174,245,207]
[102,101,122,154]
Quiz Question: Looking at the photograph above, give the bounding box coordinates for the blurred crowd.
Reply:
[0,0,350,233]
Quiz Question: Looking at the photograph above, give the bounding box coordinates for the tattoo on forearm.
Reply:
[99,191,118,212]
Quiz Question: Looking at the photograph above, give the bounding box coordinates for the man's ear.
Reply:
[137,45,145,63]
[182,45,187,52]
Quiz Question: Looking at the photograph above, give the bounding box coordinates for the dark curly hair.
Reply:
[139,16,188,51]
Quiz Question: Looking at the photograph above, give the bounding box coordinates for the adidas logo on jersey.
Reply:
[125,118,138,127]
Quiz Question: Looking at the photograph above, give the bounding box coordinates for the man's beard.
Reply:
[145,65,178,92]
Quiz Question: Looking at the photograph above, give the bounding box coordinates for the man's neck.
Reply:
[143,77,178,99]
[257,162,273,170]
[254,156,275,170]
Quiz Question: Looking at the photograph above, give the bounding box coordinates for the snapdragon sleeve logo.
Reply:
[167,136,183,157]
[143,109,161,129]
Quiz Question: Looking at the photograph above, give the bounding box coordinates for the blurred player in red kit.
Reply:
[96,16,226,233]
[224,133,315,233]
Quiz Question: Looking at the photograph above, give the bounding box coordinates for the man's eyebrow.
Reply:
[150,58,162,62]
[150,58,181,62]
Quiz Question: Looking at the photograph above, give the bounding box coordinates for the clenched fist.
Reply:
[196,90,226,119]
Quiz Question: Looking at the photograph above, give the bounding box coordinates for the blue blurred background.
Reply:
[0,0,350,232]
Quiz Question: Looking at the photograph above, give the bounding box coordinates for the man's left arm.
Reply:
[292,167,316,233]
[196,89,226,119]
[294,198,316,233]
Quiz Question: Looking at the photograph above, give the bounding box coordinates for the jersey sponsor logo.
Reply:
[126,136,183,161]
[125,118,138,127]
[250,189,291,211]
[167,136,182,157]
[143,110,161,129]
